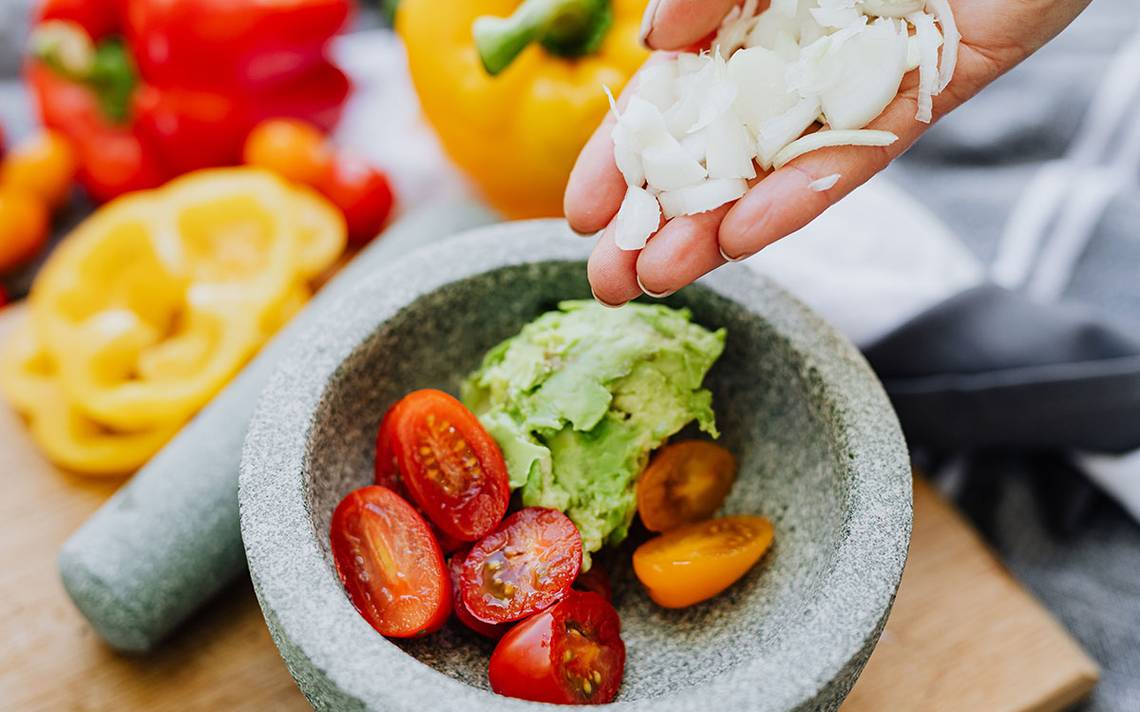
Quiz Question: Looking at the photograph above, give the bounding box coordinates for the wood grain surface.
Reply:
[0,307,1098,712]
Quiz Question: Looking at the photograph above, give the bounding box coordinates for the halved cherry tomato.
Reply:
[489,590,625,705]
[329,485,451,638]
[633,515,774,609]
[636,440,737,532]
[573,565,613,602]
[388,389,510,543]
[374,402,467,554]
[447,549,506,639]
[461,507,582,625]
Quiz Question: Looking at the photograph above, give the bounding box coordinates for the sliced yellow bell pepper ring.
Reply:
[1,167,346,475]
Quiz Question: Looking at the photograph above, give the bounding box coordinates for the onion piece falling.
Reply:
[772,129,898,169]
[908,11,941,123]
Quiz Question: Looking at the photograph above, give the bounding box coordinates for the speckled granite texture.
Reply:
[240,220,912,712]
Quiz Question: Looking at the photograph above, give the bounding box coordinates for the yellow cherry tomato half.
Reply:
[242,119,332,188]
[632,515,774,609]
[637,441,737,532]
[0,131,77,208]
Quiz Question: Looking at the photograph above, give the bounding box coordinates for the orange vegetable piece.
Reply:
[637,441,737,532]
[242,119,331,188]
[0,189,50,271]
[632,515,774,608]
[0,131,77,208]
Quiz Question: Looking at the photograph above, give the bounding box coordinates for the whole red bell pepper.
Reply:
[28,0,352,202]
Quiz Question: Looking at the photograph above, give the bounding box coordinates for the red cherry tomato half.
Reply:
[329,485,451,638]
[388,389,510,543]
[489,590,625,705]
[447,550,506,639]
[573,565,613,602]
[317,154,395,246]
[461,507,582,625]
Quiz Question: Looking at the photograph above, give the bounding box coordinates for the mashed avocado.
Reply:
[461,301,726,566]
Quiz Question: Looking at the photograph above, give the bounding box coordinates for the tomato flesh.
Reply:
[489,591,625,705]
[447,549,507,639]
[637,440,736,533]
[329,486,451,638]
[388,389,510,542]
[633,515,774,608]
[461,507,582,624]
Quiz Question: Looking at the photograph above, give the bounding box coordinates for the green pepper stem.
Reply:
[474,0,613,76]
[29,21,137,124]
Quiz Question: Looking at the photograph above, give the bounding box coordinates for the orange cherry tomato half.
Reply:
[0,189,50,272]
[329,485,451,638]
[317,154,394,246]
[447,549,506,639]
[388,389,510,543]
[632,515,774,609]
[461,507,582,625]
[0,131,77,208]
[573,565,613,602]
[489,590,625,705]
[243,119,331,188]
[636,440,737,532]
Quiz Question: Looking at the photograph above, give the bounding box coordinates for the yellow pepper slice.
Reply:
[398,0,648,219]
[1,167,346,474]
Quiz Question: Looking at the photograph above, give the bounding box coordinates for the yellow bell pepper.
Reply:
[398,0,648,219]
[1,167,346,475]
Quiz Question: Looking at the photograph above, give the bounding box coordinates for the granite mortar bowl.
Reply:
[239,220,912,712]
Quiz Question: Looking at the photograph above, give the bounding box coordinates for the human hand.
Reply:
[565,0,1092,306]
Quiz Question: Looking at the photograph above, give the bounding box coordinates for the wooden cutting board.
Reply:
[0,308,1098,712]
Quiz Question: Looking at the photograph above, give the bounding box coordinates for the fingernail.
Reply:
[639,0,663,48]
[570,226,601,239]
[636,275,675,299]
[592,288,628,309]
[718,245,754,263]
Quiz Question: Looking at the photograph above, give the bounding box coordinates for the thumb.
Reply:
[641,0,742,50]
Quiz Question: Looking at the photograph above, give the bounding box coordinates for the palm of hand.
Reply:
[564,0,1091,306]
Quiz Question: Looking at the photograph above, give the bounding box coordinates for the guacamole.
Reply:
[461,301,726,565]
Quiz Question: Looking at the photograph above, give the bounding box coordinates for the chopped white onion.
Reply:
[859,0,924,18]
[637,63,679,112]
[772,129,898,168]
[727,47,798,131]
[819,18,909,130]
[642,138,708,191]
[705,112,758,180]
[757,95,822,168]
[612,123,646,187]
[925,0,959,93]
[605,1,957,235]
[658,179,748,219]
[615,186,662,250]
[908,11,940,123]
[773,0,800,18]
[714,0,761,57]
[808,173,842,191]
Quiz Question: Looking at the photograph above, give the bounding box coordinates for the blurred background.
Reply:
[1,0,1138,710]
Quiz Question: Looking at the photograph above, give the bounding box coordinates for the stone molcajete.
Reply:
[240,220,912,712]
